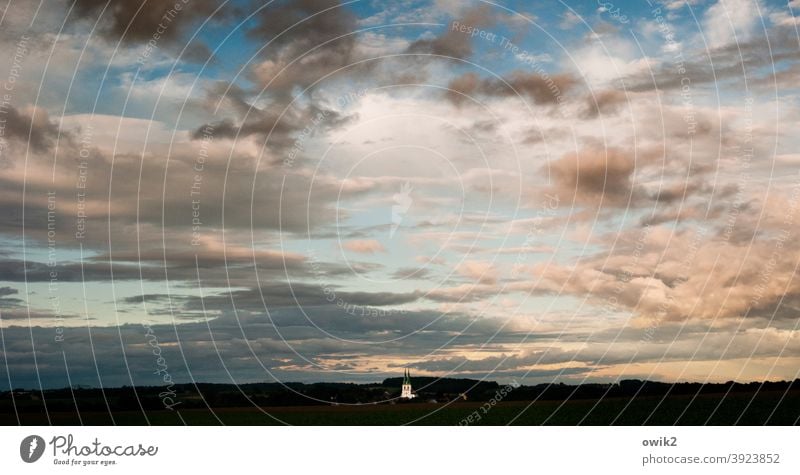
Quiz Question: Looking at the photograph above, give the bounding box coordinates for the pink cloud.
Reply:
[342,239,386,254]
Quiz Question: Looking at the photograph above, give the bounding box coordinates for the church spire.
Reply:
[400,368,416,399]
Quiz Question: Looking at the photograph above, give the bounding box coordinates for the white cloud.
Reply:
[703,0,762,48]
[769,10,800,26]
[663,0,703,10]
[560,10,583,30]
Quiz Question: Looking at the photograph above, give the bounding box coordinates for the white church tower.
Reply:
[400,368,416,399]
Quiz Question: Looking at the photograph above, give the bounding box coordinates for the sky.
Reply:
[0,0,799,390]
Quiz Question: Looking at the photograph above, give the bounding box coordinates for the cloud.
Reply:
[0,286,18,297]
[246,0,356,54]
[0,126,368,258]
[0,105,61,153]
[0,308,84,321]
[69,0,233,61]
[1,0,798,390]
[770,8,800,26]
[521,200,800,324]
[424,283,500,303]
[0,307,537,388]
[445,71,577,106]
[547,144,636,206]
[662,0,703,10]
[560,10,583,30]
[0,259,157,282]
[245,0,360,95]
[192,100,352,152]
[3,304,796,389]
[408,325,800,377]
[391,267,432,280]
[408,5,496,60]
[703,0,761,48]
[0,285,84,322]
[342,239,386,254]
[191,1,370,157]
[580,89,629,119]
[129,281,421,316]
[620,25,800,93]
[456,260,498,285]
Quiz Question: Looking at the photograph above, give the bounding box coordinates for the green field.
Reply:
[4,391,797,425]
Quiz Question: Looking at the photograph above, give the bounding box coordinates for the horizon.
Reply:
[5,374,800,393]
[1,0,800,394]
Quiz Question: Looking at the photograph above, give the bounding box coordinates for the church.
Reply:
[400,369,416,399]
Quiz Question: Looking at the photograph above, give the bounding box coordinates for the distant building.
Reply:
[400,368,416,399]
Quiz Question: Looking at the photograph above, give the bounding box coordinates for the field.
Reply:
[3,391,797,425]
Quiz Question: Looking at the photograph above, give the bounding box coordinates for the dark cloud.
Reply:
[0,143,368,256]
[580,89,628,119]
[245,0,359,95]
[445,71,577,106]
[0,285,84,321]
[407,5,495,60]
[0,309,83,320]
[192,101,352,149]
[424,284,500,303]
[391,267,432,280]
[2,307,795,390]
[191,1,365,150]
[547,144,636,206]
[0,251,382,296]
[246,0,356,53]
[196,2,509,152]
[0,105,61,152]
[122,293,170,305]
[70,0,234,61]
[0,308,533,389]
[0,286,18,297]
[0,259,163,282]
[0,287,24,312]
[522,126,570,145]
[158,281,421,313]
[651,178,710,205]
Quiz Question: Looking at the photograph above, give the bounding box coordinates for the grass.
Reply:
[3,391,797,425]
